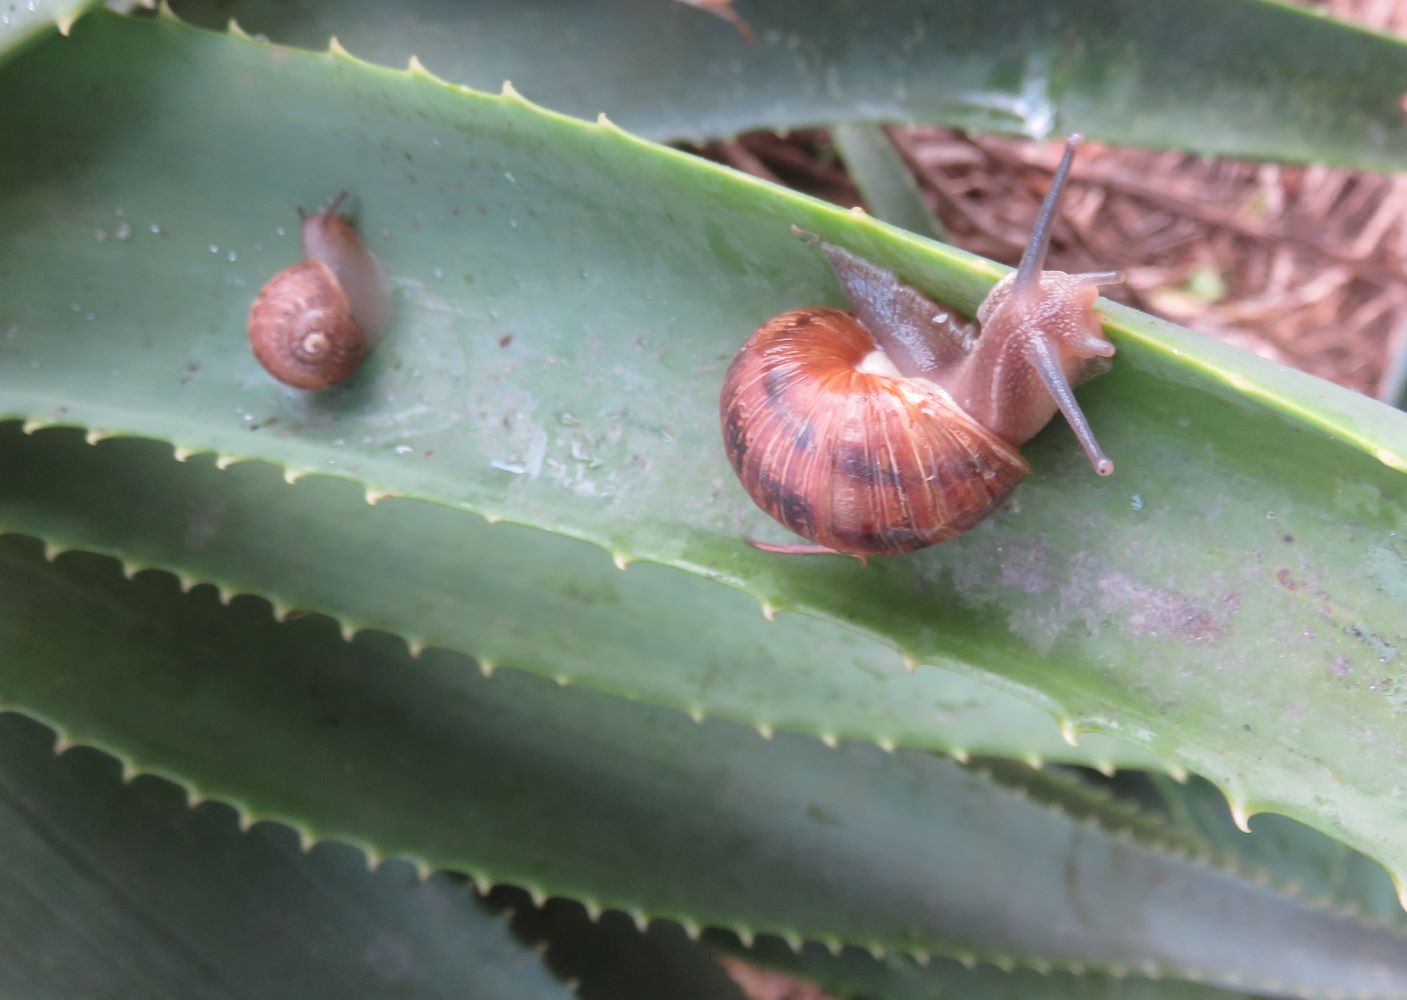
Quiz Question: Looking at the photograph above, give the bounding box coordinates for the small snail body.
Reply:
[720,135,1121,557]
[249,193,389,390]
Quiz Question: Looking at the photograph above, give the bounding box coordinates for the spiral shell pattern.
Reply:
[720,308,1030,556]
[248,259,366,390]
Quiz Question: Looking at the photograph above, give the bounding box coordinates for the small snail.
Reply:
[248,192,389,390]
[720,135,1121,558]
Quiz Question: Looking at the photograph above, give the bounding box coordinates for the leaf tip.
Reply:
[819,731,838,749]
[478,658,496,678]
[84,427,107,446]
[686,705,705,724]
[950,747,970,764]
[759,599,777,621]
[755,722,774,740]
[899,652,919,673]
[327,36,352,58]
[226,17,251,40]
[611,551,631,571]
[364,487,392,506]
[21,419,44,435]
[1228,798,1253,833]
[406,54,433,79]
[1058,718,1079,746]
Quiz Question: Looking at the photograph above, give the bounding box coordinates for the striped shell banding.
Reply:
[721,308,1028,555]
[719,135,1121,558]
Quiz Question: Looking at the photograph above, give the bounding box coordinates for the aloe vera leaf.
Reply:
[0,425,1166,768]
[0,0,95,65]
[0,710,572,999]
[3,539,1407,995]
[505,891,1249,1000]
[725,938,1253,1000]
[1140,774,1407,928]
[830,123,945,239]
[166,0,1407,168]
[495,890,747,1000]
[2,13,1407,898]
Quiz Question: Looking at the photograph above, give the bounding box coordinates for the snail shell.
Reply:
[721,307,1029,555]
[721,135,1120,558]
[249,259,365,390]
[248,193,388,390]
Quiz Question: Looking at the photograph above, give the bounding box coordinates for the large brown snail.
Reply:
[248,192,389,390]
[720,135,1121,558]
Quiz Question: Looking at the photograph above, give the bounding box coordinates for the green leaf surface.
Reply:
[0,424,1166,768]
[0,711,572,1000]
[3,11,1407,900]
[2,537,1406,996]
[164,0,1407,168]
[0,0,94,65]
[830,122,945,239]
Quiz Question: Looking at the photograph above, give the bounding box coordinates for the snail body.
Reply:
[720,135,1121,557]
[249,193,389,390]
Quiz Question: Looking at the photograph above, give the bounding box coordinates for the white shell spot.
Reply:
[855,348,904,379]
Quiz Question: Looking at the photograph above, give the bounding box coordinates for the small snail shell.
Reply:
[720,135,1121,557]
[249,192,389,390]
